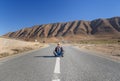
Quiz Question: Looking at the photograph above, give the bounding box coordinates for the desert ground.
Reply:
[0,37,47,58]
[1,36,120,61]
[74,43,120,61]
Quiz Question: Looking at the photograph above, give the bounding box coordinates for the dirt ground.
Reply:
[74,44,120,61]
[0,37,47,58]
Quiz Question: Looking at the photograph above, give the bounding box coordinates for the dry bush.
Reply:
[0,52,9,58]
[11,47,33,54]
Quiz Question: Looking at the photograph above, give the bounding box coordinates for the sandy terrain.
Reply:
[74,44,120,60]
[0,37,47,58]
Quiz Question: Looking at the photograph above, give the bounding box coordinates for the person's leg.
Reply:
[57,52,60,56]
[53,51,57,56]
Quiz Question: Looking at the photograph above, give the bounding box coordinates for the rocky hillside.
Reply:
[3,17,120,42]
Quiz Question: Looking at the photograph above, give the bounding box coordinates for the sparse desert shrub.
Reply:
[118,40,120,42]
[12,47,33,54]
[34,43,39,46]
[11,48,23,54]
[112,53,120,57]
[0,52,9,57]
[23,47,33,51]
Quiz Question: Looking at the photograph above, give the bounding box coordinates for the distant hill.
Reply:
[3,17,120,42]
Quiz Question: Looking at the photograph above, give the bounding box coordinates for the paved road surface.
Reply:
[0,45,120,81]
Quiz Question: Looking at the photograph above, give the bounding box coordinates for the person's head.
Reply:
[57,42,61,46]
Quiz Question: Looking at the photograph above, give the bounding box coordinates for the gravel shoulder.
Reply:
[0,37,48,58]
[73,44,120,61]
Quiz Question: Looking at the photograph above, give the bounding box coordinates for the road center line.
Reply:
[52,79,60,81]
[54,57,60,73]
[52,57,61,81]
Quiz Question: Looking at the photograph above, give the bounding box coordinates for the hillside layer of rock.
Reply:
[4,17,120,41]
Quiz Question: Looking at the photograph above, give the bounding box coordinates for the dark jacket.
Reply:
[55,46,64,53]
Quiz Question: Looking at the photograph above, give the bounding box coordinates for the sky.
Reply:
[0,0,120,36]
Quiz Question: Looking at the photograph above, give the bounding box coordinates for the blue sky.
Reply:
[0,0,120,35]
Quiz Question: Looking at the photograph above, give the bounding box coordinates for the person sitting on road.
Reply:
[53,43,64,57]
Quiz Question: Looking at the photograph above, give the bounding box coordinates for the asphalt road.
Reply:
[0,45,120,81]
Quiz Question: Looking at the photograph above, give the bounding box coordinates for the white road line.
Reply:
[52,57,61,81]
[52,79,60,81]
[54,57,60,74]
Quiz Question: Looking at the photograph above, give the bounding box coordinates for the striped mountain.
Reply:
[4,17,120,42]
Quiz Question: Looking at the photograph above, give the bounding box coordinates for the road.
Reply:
[0,44,120,81]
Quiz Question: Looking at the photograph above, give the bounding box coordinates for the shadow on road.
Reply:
[34,55,56,58]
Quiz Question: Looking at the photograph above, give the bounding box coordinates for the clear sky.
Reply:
[0,0,120,36]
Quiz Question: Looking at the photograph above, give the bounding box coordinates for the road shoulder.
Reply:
[73,45,120,63]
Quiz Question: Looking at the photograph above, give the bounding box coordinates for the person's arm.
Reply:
[55,47,57,52]
[61,47,64,52]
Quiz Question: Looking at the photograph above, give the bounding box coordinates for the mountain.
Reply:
[3,17,120,42]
